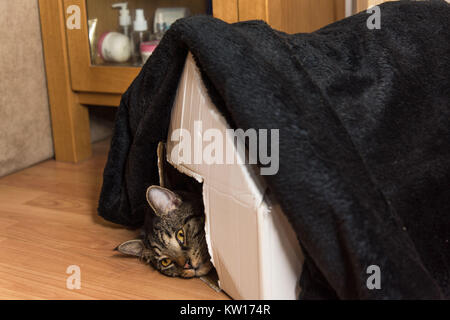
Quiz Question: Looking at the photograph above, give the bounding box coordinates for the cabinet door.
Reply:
[356,0,396,12]
[64,0,345,94]
[64,0,137,93]
[237,0,346,34]
[212,0,239,23]
[64,0,210,94]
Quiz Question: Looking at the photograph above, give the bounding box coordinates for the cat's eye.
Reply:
[160,258,172,267]
[176,229,185,244]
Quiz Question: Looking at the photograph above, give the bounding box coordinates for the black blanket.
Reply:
[98,1,450,299]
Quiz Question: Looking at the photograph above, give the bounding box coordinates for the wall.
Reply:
[0,0,53,177]
[0,0,114,178]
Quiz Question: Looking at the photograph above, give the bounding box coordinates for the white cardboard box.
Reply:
[166,53,304,300]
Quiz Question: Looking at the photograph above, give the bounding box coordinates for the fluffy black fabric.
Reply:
[98,1,450,299]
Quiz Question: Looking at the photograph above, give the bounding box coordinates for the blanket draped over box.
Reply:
[98,1,450,299]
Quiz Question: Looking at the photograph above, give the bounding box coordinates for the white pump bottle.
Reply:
[112,2,132,37]
[131,9,151,65]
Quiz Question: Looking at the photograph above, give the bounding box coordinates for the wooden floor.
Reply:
[0,140,228,300]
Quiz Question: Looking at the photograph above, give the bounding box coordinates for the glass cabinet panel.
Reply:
[86,0,212,67]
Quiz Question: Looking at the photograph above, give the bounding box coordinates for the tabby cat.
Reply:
[116,186,212,278]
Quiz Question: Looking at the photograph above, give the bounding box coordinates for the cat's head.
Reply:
[117,186,212,278]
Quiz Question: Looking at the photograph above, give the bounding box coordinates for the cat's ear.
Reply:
[146,186,182,217]
[116,239,145,257]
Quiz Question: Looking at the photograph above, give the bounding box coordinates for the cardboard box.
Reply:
[165,53,304,299]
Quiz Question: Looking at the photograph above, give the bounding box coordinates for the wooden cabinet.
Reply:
[355,0,396,13]
[39,0,345,162]
[215,0,346,33]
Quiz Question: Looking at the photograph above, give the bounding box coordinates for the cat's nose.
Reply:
[183,259,192,269]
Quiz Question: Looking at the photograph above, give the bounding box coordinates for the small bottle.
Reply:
[154,22,167,41]
[131,9,150,65]
[112,2,132,37]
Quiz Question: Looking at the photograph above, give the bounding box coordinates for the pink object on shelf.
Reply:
[140,40,160,64]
